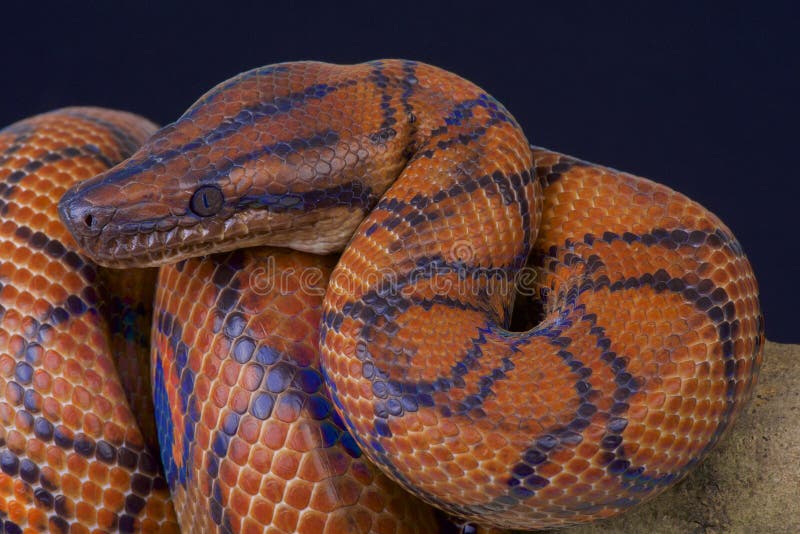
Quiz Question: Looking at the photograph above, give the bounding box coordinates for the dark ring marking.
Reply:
[322,221,749,517]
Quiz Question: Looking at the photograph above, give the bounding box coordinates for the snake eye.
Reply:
[190,185,224,217]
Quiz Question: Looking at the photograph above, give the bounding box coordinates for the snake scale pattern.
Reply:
[0,60,762,532]
[0,109,178,532]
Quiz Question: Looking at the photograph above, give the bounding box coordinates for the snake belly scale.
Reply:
[0,59,762,532]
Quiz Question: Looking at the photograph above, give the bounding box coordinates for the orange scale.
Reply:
[581,467,604,484]
[0,405,15,430]
[455,453,479,471]
[536,462,564,479]
[225,486,254,519]
[566,457,591,475]
[23,439,45,464]
[6,501,27,525]
[695,377,715,398]
[346,358,365,379]
[0,307,22,330]
[419,451,448,472]
[429,444,456,463]
[671,435,691,453]
[0,256,22,282]
[626,400,648,422]
[553,472,579,488]
[99,422,125,449]
[0,218,15,235]
[569,438,598,460]
[294,421,330,453]
[200,398,221,428]
[26,508,48,530]
[641,427,663,447]
[396,452,422,474]
[196,425,216,457]
[5,431,26,455]
[211,458,238,490]
[710,268,730,286]
[442,461,464,479]
[481,459,512,479]
[217,435,249,467]
[11,479,32,503]
[211,335,236,363]
[549,448,576,466]
[308,481,352,514]
[210,382,231,409]
[298,450,335,482]
[107,467,131,493]
[284,482,313,511]
[62,404,85,429]
[241,514,271,534]
[565,483,593,501]
[467,469,491,487]
[631,446,654,465]
[660,411,682,432]
[678,395,698,416]
[230,388,257,418]
[83,413,104,439]
[85,460,110,486]
[662,395,682,414]
[67,453,89,477]
[366,490,395,514]
[655,432,677,453]
[0,475,13,497]
[0,358,15,381]
[274,293,304,316]
[75,499,96,524]
[90,394,113,419]
[329,510,374,534]
[188,304,210,331]
[270,449,301,481]
[666,342,692,362]
[97,508,123,532]
[709,379,726,398]
[0,408,13,439]
[274,395,303,424]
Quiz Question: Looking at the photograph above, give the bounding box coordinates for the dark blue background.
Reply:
[2,2,797,341]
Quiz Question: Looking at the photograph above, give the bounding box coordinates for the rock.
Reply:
[547,340,800,534]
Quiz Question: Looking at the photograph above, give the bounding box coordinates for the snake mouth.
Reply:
[65,206,366,269]
[75,225,225,268]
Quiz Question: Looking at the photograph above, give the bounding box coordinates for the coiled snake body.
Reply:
[1,60,762,532]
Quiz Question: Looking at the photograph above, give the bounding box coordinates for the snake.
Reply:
[3,59,763,532]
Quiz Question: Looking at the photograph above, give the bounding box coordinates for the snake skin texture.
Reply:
[57,60,764,531]
[0,109,178,533]
[153,247,442,533]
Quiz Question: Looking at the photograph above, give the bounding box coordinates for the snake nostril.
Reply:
[58,196,115,239]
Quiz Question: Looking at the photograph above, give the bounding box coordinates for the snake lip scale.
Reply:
[2,59,763,532]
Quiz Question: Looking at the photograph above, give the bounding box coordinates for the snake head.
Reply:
[58,61,419,268]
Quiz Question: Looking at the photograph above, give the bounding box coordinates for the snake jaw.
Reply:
[60,194,367,268]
